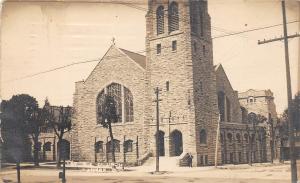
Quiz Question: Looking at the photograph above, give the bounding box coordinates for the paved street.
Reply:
[0,175,290,183]
[0,162,292,183]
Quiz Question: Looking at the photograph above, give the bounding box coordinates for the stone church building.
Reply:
[71,0,274,166]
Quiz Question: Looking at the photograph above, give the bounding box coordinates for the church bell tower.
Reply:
[144,0,221,166]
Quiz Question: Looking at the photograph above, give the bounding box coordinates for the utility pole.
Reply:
[298,1,300,93]
[214,114,221,168]
[16,161,21,183]
[153,87,162,172]
[258,1,298,182]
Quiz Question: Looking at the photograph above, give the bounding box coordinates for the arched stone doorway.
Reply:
[158,131,165,156]
[170,130,183,156]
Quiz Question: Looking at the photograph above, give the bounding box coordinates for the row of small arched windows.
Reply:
[156,2,179,35]
[221,133,256,144]
[94,139,134,153]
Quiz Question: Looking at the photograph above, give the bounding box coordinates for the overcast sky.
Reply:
[1,0,299,114]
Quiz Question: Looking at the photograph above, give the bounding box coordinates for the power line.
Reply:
[115,1,299,40]
[213,20,299,39]
[3,2,299,82]
[3,59,100,82]
[5,19,299,83]
[3,45,169,82]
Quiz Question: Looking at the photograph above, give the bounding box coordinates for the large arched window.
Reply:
[168,2,179,32]
[200,129,207,144]
[96,83,134,124]
[156,6,164,35]
[106,139,120,153]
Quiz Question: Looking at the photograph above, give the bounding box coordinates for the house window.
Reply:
[203,45,206,57]
[172,40,177,51]
[200,129,207,144]
[44,142,52,152]
[124,140,133,153]
[248,97,255,103]
[157,44,161,54]
[95,141,103,153]
[166,81,170,91]
[156,6,164,35]
[168,2,179,32]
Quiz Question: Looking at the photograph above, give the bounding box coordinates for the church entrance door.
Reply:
[170,130,183,156]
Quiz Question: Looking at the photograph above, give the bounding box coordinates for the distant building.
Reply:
[27,106,72,162]
[239,89,277,121]
[239,89,278,162]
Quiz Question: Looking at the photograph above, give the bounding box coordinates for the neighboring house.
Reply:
[28,106,72,162]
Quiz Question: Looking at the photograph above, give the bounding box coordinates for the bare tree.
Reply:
[45,101,72,168]
[97,95,118,163]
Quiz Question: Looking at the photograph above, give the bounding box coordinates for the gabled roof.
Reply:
[214,64,235,92]
[119,48,146,69]
[214,64,222,71]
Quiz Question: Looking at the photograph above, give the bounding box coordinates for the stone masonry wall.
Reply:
[72,45,146,163]
[145,0,221,166]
